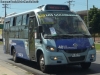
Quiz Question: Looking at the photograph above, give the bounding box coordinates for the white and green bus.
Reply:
[3,4,96,72]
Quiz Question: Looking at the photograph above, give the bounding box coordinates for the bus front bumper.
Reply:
[44,50,96,65]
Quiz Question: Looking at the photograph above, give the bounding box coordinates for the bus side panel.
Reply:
[10,39,30,60]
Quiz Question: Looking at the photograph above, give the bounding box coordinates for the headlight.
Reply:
[91,45,95,49]
[46,46,56,51]
[90,43,95,50]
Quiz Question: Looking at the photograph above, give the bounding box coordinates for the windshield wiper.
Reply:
[59,34,72,37]
[44,34,72,39]
[53,34,74,39]
[69,31,80,34]
[44,34,91,39]
[82,34,91,37]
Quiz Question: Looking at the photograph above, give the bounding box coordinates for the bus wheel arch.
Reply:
[36,49,43,63]
[11,46,19,62]
[11,46,14,55]
[36,49,49,72]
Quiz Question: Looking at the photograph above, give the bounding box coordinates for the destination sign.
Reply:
[45,4,69,10]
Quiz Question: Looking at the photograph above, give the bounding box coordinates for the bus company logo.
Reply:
[73,43,78,48]
[58,45,67,49]
[0,0,38,3]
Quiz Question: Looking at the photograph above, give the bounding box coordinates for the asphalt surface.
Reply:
[0,45,100,75]
[0,45,34,75]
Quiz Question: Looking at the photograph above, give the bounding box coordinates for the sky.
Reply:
[0,0,100,17]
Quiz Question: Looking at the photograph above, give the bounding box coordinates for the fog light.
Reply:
[91,54,95,58]
[50,56,63,60]
[50,56,58,60]
[54,57,57,60]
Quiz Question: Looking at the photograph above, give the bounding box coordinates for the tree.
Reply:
[84,5,100,41]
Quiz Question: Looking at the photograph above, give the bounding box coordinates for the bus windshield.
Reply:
[38,11,90,37]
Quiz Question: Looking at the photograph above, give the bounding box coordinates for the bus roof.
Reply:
[5,9,40,18]
[5,4,70,18]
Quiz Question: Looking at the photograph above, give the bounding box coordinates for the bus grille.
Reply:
[64,49,87,53]
[68,56,85,62]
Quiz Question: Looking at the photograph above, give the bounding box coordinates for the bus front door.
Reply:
[28,17,35,60]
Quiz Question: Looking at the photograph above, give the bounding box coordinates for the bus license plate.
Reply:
[72,53,80,57]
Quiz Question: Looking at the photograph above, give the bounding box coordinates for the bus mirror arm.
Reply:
[40,39,42,44]
[38,25,43,43]
[39,33,43,44]
[38,25,43,33]
[29,27,32,30]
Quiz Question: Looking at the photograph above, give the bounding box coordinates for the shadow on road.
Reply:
[7,58,100,75]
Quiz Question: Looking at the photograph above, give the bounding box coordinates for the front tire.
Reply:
[39,53,49,73]
[80,62,91,69]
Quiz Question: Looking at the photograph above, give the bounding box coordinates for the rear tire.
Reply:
[13,48,19,62]
[80,62,91,69]
[39,53,49,73]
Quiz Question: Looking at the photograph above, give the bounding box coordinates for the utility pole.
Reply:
[87,0,89,28]
[2,4,9,17]
[67,0,75,10]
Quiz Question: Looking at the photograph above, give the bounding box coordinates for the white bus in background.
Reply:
[3,4,96,72]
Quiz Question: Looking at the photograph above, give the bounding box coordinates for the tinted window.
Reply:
[10,18,13,27]
[22,14,29,25]
[16,16,22,26]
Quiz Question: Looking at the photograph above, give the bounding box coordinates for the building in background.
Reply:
[0,17,4,24]
[76,10,87,20]
[0,17,4,40]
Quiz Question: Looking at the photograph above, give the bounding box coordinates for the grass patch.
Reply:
[0,41,3,45]
[95,44,100,50]
[0,29,2,34]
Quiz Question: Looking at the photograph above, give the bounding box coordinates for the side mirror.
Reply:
[88,27,91,30]
[87,26,93,33]
[38,25,43,33]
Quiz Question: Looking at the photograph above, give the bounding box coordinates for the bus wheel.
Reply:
[39,53,49,73]
[80,62,91,69]
[13,48,18,62]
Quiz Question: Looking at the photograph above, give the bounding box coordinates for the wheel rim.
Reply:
[40,56,45,70]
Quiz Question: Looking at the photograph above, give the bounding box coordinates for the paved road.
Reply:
[0,45,34,75]
[0,45,100,75]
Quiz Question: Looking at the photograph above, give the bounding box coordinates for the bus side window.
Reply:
[10,18,13,27]
[22,15,26,25]
[16,15,22,26]
[22,14,29,25]
[26,14,29,25]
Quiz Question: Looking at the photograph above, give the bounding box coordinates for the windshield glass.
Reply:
[37,11,90,37]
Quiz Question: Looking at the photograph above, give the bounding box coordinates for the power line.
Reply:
[67,0,75,10]
[10,8,30,10]
[2,3,9,17]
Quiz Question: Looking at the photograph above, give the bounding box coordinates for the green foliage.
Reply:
[0,41,3,45]
[84,5,100,34]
